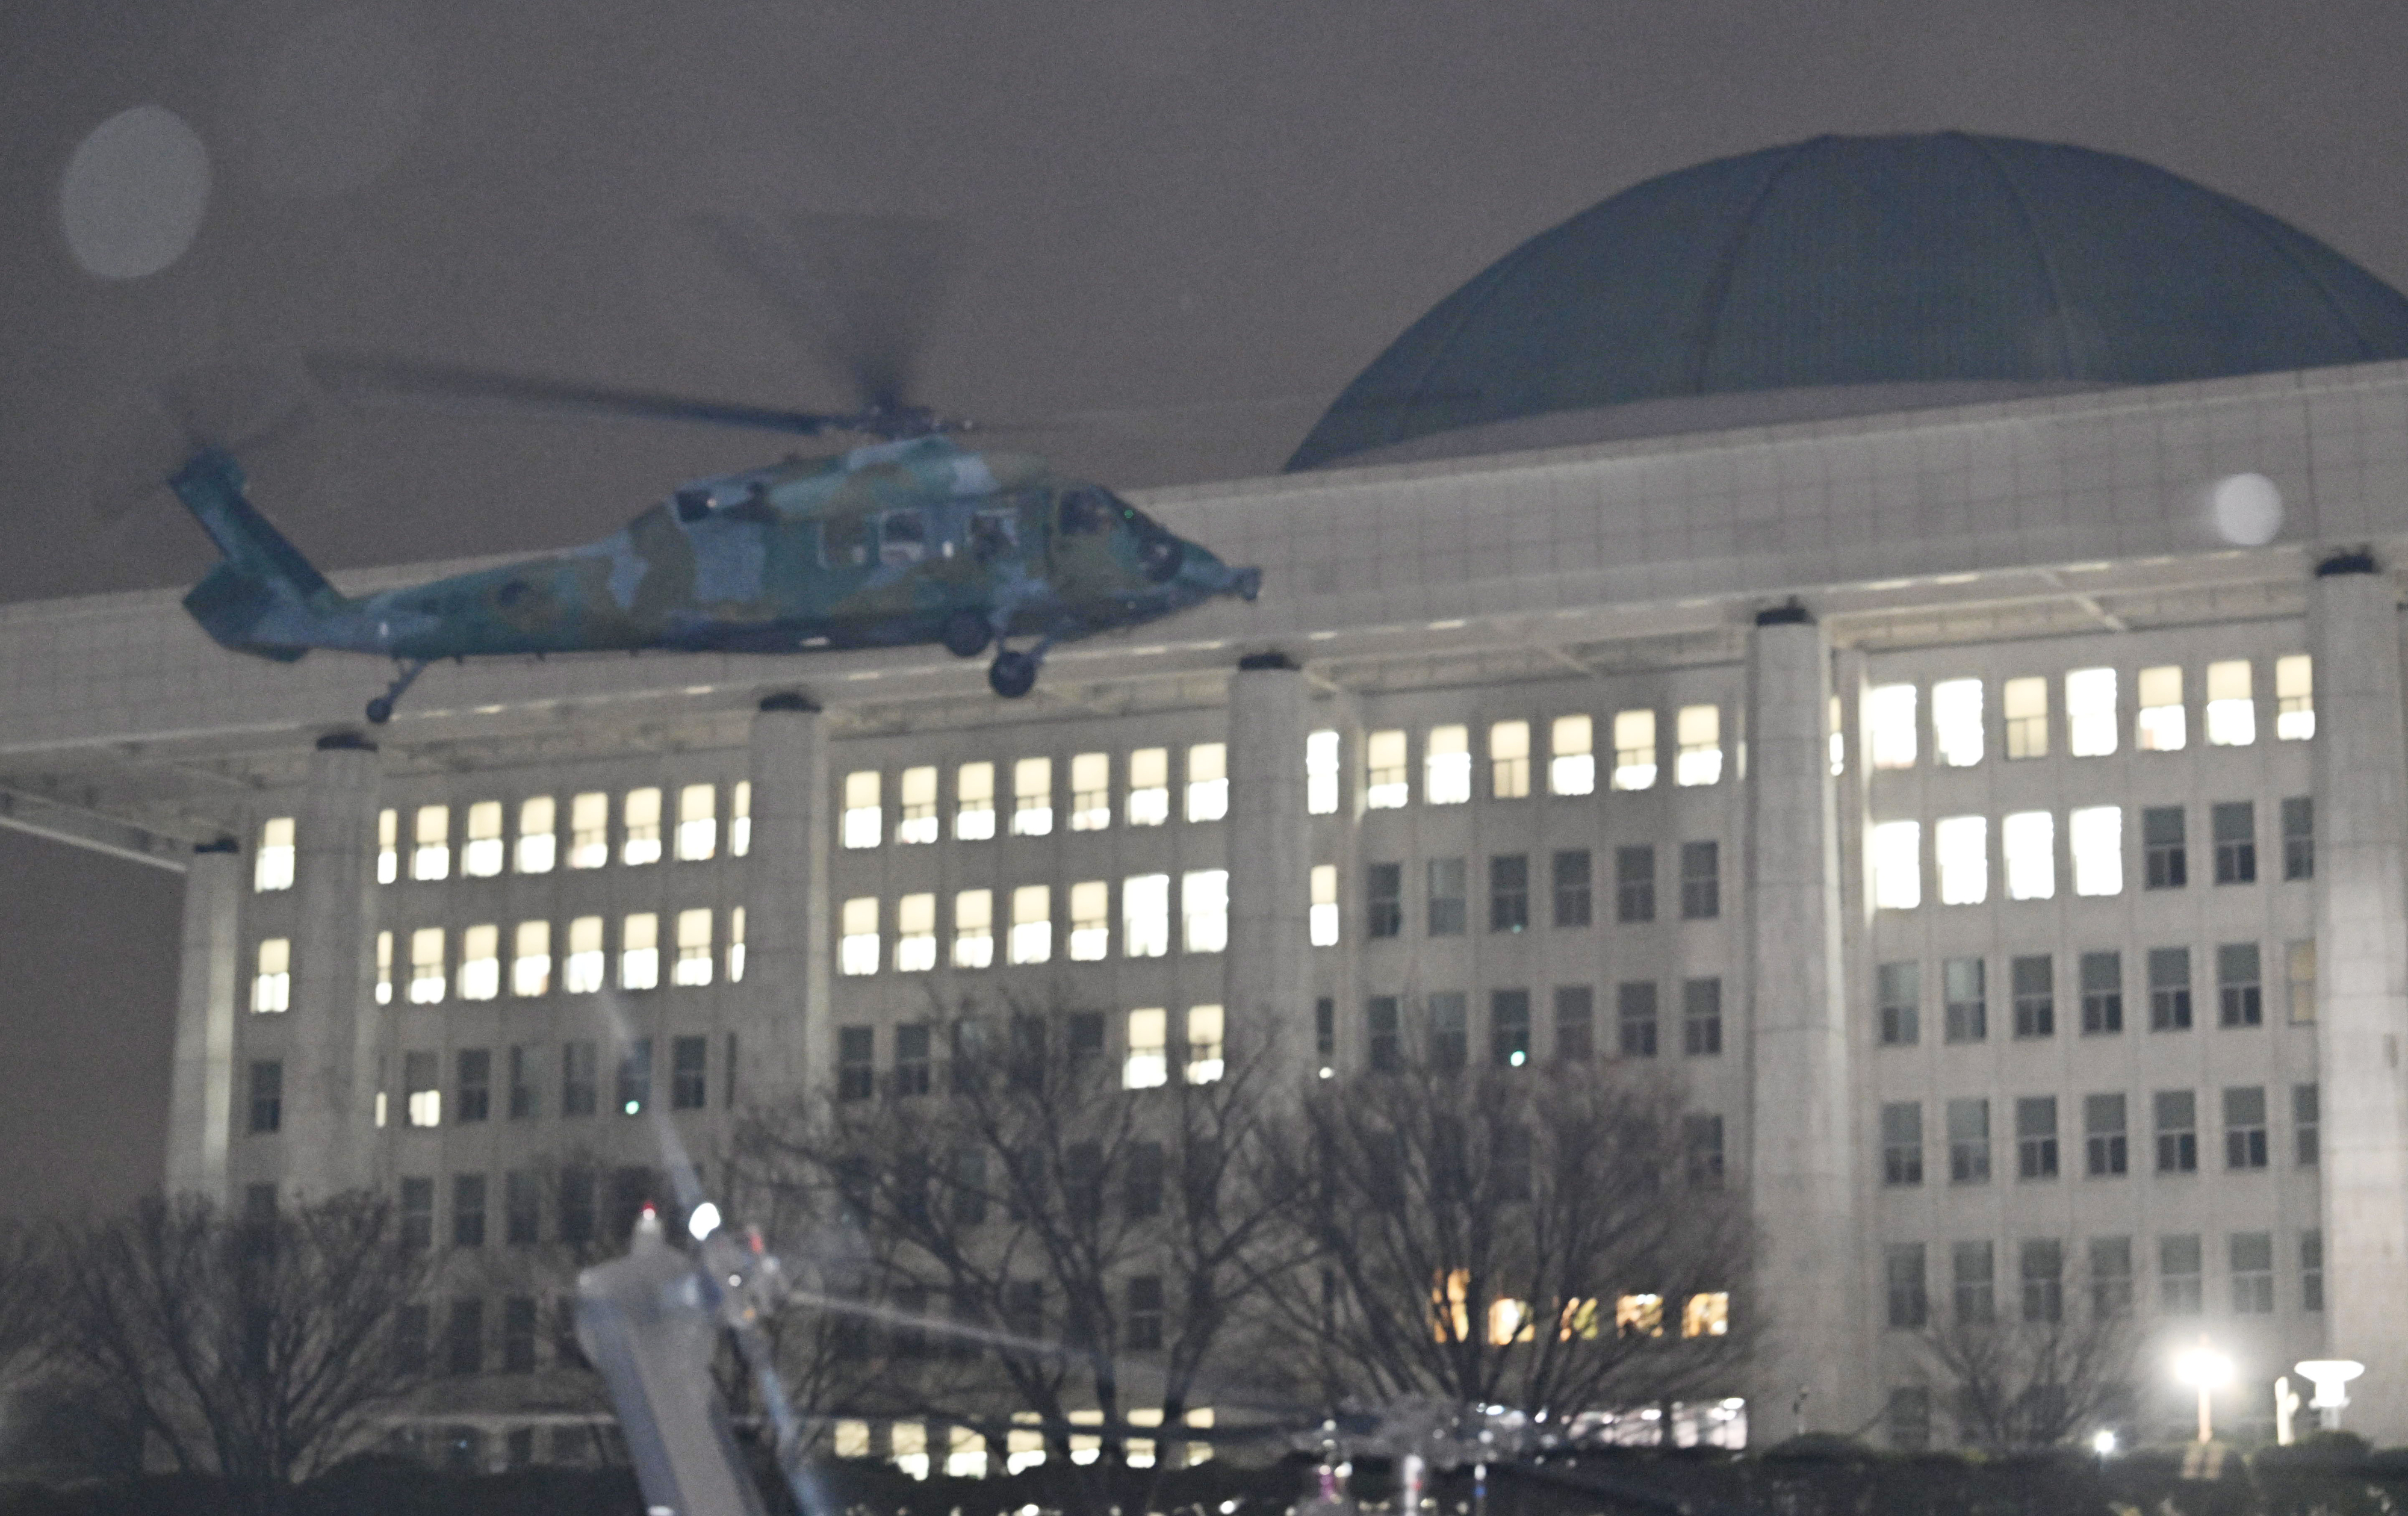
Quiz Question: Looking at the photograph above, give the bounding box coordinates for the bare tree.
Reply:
[1258,1055,1752,1421]
[0,1219,48,1391]
[46,1190,436,1487]
[1922,1294,2136,1449]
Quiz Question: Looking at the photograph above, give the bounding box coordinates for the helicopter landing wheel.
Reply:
[942,609,992,659]
[365,697,394,724]
[988,650,1038,699]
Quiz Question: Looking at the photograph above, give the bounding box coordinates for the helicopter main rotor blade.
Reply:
[90,364,317,526]
[306,352,858,440]
[696,212,959,414]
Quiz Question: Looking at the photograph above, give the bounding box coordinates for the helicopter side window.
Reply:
[1058,487,1109,535]
[970,509,1018,564]
[673,488,713,523]
[821,515,870,568]
[880,509,928,567]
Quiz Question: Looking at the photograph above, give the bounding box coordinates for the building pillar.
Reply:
[1743,607,1863,1437]
[2309,556,2408,1442]
[164,839,241,1202]
[282,733,382,1198]
[748,694,830,1094]
[1224,654,1311,1064]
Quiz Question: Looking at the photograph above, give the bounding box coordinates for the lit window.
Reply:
[464,801,504,878]
[1128,748,1170,825]
[2206,660,2255,747]
[255,818,295,892]
[839,898,879,977]
[409,927,446,1004]
[1489,721,1530,799]
[1187,743,1229,821]
[1618,712,1657,794]
[1186,1004,1224,1084]
[2003,677,2047,759]
[512,921,550,997]
[621,912,659,990]
[623,788,663,866]
[730,781,751,857]
[1872,821,1922,910]
[1013,757,1054,836]
[2066,668,2117,756]
[842,771,882,849]
[957,762,997,839]
[1010,885,1052,965]
[376,808,398,884]
[1552,714,1597,795]
[460,924,500,1001]
[676,784,716,861]
[374,930,392,1005]
[674,908,713,986]
[1682,1292,1730,1338]
[1866,685,1917,769]
[1491,1299,1535,1346]
[2003,811,2056,901]
[252,937,290,1013]
[898,766,939,844]
[895,893,936,972]
[1069,881,1109,961]
[953,890,994,969]
[1614,1294,1664,1339]
[568,792,608,869]
[1935,816,1988,906]
[1070,753,1110,831]
[413,805,451,881]
[1183,869,1229,953]
[1126,1008,1168,1089]
[2137,666,2185,751]
[1676,704,1723,786]
[1288,731,1337,821]
[406,1053,440,1128]
[1310,863,1339,947]
[2276,654,2313,741]
[1124,874,1170,958]
[1366,730,1409,809]
[565,916,604,994]
[726,906,745,983]
[1829,695,1845,776]
[1931,679,1983,768]
[2070,806,2124,897]
[1424,726,1471,805]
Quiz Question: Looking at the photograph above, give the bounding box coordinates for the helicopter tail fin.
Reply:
[170,449,344,659]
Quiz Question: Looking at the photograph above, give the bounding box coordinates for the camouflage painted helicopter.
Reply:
[164,364,1261,723]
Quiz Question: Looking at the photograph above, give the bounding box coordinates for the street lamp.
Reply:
[2295,1360,2366,1432]
[2173,1341,2235,1444]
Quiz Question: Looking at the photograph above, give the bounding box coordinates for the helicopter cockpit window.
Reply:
[1121,501,1185,583]
[970,509,1018,563]
[1058,487,1110,535]
[821,514,870,568]
[673,488,713,523]
[880,509,929,567]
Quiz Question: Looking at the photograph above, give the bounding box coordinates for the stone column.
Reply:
[1743,607,1863,1437]
[282,734,382,1199]
[1224,654,1311,1064]
[164,839,241,1202]
[2309,555,2408,1442]
[748,694,830,1094]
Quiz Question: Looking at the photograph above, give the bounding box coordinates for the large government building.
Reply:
[10,132,2408,1455]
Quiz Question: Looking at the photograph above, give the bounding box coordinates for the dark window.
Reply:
[1943,957,1986,1043]
[446,1299,483,1376]
[2295,1083,2320,1167]
[1888,1386,1932,1449]
[2148,948,2192,1031]
[1491,990,1531,1067]
[837,1025,875,1102]
[1124,1142,1165,1218]
[1551,849,1592,927]
[2283,797,2314,881]
[1617,981,1659,1058]
[1553,986,1593,1061]
[2303,1230,2326,1313]
[895,1022,932,1095]
[725,1033,739,1108]
[606,1167,654,1243]
[2079,952,2123,1034]
[2224,1086,2268,1170]
[507,1045,536,1120]
[1126,1275,1165,1351]
[2090,1237,2133,1316]
[1884,1243,1928,1328]
[1069,1011,1105,1063]
[1427,859,1467,936]
[1489,855,1528,933]
[2085,1093,2127,1176]
[2218,943,2262,1027]
[453,1174,486,1248]
[2143,806,2186,889]
[249,1060,282,1134]
[1683,977,1722,1056]
[2011,955,2053,1039]
[1427,992,1468,1068]
[1679,840,1719,919]
[1881,1101,1923,1185]
[560,1040,597,1117]
[2212,802,2256,884]
[1615,846,1656,922]
[2232,1234,2274,1314]
[2015,1096,2059,1179]
[1684,1113,1725,1187]
[400,1177,434,1251]
[1367,863,1403,939]
[1064,1142,1103,1223]
[1009,1014,1046,1091]
[1494,1125,1533,1201]
[448,1049,488,1124]
[1314,998,1335,1064]
[952,1147,987,1227]
[1952,1241,1996,1324]
[2155,1090,2198,1173]
[394,1303,430,1375]
[1878,961,1920,1046]
[1005,1281,1044,1341]
[671,1036,707,1110]
[558,1170,595,1245]
[2020,1239,2064,1323]
[503,1297,538,1374]
[504,1171,540,1245]
[616,1038,652,1116]
[1367,996,1401,1071]
[1947,1098,1990,1184]
[2159,1234,2203,1314]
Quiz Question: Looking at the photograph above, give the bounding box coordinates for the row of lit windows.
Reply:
[1867,797,2309,909]
[1872,941,2315,1046]
[249,909,748,1013]
[841,747,1230,848]
[1348,708,1727,810]
[1880,1230,2320,1332]
[1877,1083,2316,1188]
[837,871,1251,975]
[1862,655,2313,772]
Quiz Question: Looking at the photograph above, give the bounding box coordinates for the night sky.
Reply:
[7,0,2408,1222]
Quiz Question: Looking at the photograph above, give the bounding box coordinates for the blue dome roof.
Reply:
[1288,132,2408,470]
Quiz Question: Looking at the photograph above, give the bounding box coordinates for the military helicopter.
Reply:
[143,217,1263,722]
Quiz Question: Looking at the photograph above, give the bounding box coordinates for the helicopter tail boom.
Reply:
[170,448,344,660]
